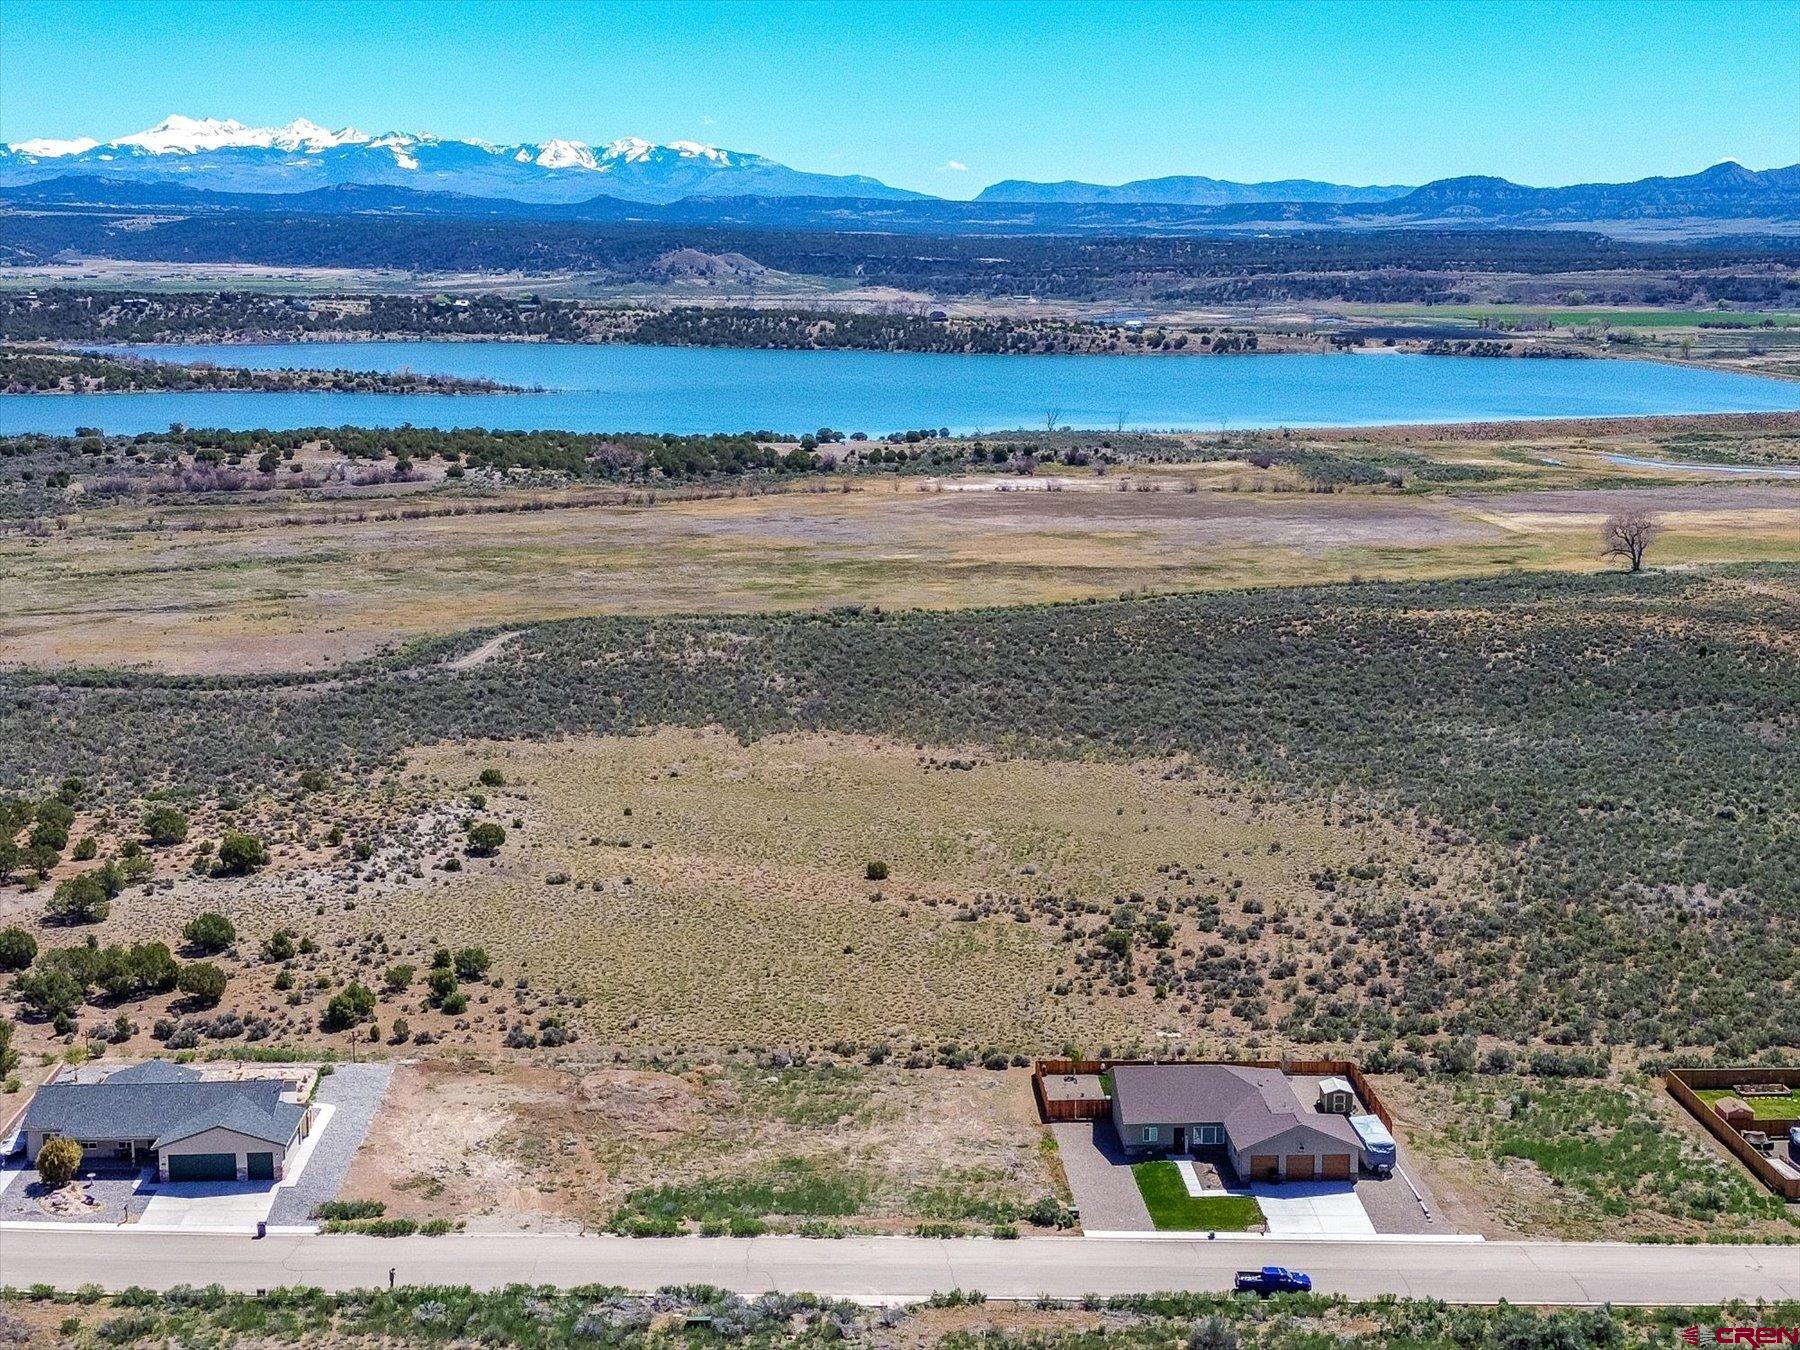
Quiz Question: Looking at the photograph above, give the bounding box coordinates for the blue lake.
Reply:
[4,342,1800,436]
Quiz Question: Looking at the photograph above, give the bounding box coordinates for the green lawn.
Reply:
[1696,1087,1800,1122]
[1132,1161,1263,1232]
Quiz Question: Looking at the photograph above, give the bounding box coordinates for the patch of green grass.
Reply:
[1131,1161,1262,1232]
[1696,1087,1800,1121]
[907,1171,1024,1224]
[612,1156,871,1230]
[1428,1077,1797,1236]
[735,1065,873,1127]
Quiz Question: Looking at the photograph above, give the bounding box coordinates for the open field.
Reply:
[1,556,1795,1244]
[374,728,1450,1053]
[6,724,1451,1060]
[6,420,1800,674]
[1381,1076,1799,1243]
[2,566,1795,1060]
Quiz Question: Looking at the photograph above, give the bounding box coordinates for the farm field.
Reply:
[6,420,1800,674]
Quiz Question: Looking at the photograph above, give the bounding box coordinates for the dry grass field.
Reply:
[5,427,1800,674]
[370,729,1462,1055]
[0,725,1465,1066]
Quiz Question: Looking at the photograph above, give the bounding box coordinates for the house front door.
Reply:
[1173,1127,1186,1152]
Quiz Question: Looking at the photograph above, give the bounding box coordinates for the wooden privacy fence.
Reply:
[1666,1068,1800,1201]
[1031,1056,1394,1130]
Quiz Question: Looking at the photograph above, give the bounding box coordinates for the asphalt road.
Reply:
[3,1231,1798,1305]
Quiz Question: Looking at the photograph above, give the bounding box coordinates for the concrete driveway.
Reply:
[139,1102,337,1233]
[1250,1180,1375,1236]
[140,1180,284,1231]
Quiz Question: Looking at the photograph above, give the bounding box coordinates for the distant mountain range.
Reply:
[974,176,1412,207]
[3,116,1798,234]
[0,115,924,206]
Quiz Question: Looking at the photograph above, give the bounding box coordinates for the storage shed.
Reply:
[1713,1096,1755,1128]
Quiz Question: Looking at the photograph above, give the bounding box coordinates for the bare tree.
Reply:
[1045,408,1062,433]
[1602,509,1661,572]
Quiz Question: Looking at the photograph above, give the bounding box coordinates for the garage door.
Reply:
[167,1152,235,1182]
[1283,1153,1316,1180]
[1320,1154,1353,1180]
[247,1152,275,1180]
[1249,1154,1279,1179]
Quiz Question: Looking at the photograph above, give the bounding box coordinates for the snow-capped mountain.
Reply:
[0,115,924,204]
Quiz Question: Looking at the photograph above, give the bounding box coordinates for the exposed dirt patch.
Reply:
[337,1056,1060,1233]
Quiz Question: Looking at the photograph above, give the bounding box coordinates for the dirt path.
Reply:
[446,630,521,670]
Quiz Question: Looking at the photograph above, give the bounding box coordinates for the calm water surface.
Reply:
[4,342,1799,436]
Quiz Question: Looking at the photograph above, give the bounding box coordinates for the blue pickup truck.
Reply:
[1234,1267,1312,1295]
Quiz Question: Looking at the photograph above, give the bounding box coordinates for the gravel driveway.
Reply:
[1050,1120,1152,1232]
[268,1061,393,1227]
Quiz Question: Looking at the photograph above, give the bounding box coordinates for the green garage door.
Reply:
[247,1152,275,1180]
[167,1152,235,1182]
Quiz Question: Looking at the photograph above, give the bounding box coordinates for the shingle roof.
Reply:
[1111,1064,1360,1153]
[103,1061,204,1085]
[22,1065,303,1150]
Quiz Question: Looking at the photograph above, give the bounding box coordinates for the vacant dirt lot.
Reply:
[339,1056,1061,1233]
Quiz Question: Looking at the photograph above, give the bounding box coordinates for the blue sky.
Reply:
[3,0,1796,195]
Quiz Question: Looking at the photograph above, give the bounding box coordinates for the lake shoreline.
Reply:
[2,342,1796,438]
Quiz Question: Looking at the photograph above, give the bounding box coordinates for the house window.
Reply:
[1195,1125,1223,1146]
[1141,1127,1158,1143]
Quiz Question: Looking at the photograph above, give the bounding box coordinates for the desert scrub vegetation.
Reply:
[1,566,1795,1053]
[8,1284,1798,1349]
[4,1283,874,1347]
[1405,1075,1800,1241]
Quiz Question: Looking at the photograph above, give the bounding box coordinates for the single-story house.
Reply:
[21,1060,311,1182]
[1316,1076,1357,1114]
[1111,1064,1363,1181]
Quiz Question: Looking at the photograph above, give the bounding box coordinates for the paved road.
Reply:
[2,1231,1797,1305]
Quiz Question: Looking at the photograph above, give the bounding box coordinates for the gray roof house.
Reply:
[21,1061,311,1183]
[1111,1064,1364,1181]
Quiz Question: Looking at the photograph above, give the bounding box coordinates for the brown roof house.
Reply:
[1111,1064,1362,1182]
